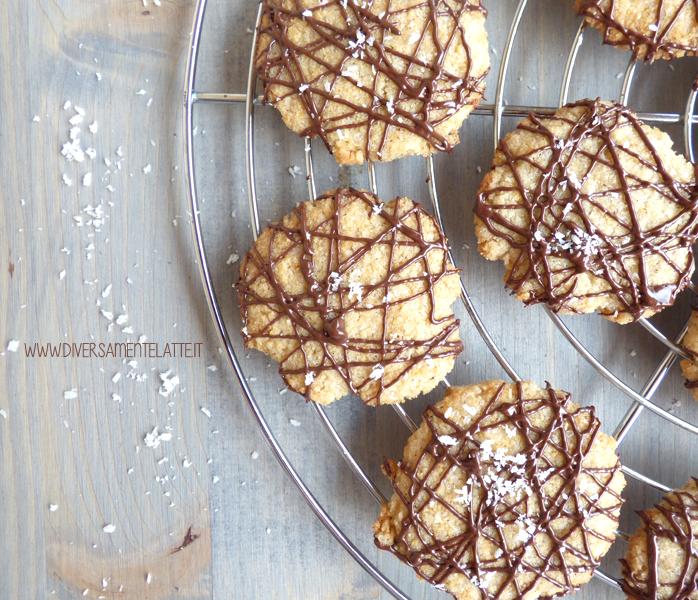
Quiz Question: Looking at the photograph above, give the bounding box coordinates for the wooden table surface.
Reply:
[3,1,698,599]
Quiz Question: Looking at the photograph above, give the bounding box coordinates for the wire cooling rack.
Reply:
[184,0,698,597]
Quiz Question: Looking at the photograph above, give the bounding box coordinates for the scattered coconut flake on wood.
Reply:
[158,370,180,397]
[64,389,78,400]
[102,524,116,533]
[143,426,172,448]
[200,407,212,418]
[61,140,84,162]
[6,340,19,353]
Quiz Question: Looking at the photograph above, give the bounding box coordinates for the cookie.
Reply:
[474,99,698,324]
[237,188,463,406]
[254,0,489,165]
[680,307,698,400]
[576,0,698,62]
[621,477,698,600]
[373,379,625,600]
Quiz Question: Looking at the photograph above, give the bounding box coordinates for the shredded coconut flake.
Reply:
[143,426,172,448]
[158,370,180,397]
[369,364,384,380]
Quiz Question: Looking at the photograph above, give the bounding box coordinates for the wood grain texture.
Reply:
[2,0,698,599]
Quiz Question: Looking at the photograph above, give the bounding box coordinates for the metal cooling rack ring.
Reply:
[183,0,698,597]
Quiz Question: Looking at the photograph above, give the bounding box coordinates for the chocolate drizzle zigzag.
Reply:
[237,188,463,404]
[621,478,698,600]
[475,99,698,320]
[377,381,624,599]
[577,0,698,63]
[254,0,488,162]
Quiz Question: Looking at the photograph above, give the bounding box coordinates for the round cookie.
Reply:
[680,307,698,401]
[254,0,490,165]
[621,477,698,600]
[237,188,463,406]
[576,0,698,62]
[474,99,698,324]
[373,379,626,600]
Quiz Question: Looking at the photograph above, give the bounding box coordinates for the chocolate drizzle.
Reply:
[577,0,698,63]
[237,188,463,404]
[621,478,698,600]
[474,99,698,321]
[254,0,489,163]
[376,381,624,599]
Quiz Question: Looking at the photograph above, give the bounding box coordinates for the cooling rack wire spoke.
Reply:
[181,0,698,595]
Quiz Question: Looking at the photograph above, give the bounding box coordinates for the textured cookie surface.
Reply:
[254,0,489,165]
[680,307,698,400]
[373,379,625,600]
[576,0,698,62]
[237,188,463,406]
[622,478,698,600]
[474,99,698,324]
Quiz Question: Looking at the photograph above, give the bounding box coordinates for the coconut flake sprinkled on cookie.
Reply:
[474,99,698,324]
[374,380,625,600]
[237,188,463,406]
[254,0,489,164]
[576,0,698,63]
